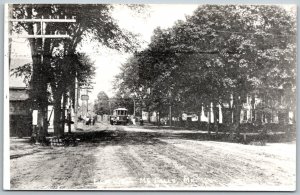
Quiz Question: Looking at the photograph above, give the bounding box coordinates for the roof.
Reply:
[10,88,29,101]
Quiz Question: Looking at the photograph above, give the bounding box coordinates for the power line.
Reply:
[210,29,296,38]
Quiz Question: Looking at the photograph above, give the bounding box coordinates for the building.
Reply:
[9,87,32,137]
[9,53,33,137]
[142,90,294,126]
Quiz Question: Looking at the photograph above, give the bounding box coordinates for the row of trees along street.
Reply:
[114,5,296,137]
[11,4,144,140]
[93,91,137,116]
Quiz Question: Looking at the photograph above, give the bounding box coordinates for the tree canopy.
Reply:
[114,5,296,131]
[10,4,145,136]
[94,91,110,115]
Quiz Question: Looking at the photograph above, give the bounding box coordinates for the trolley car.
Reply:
[110,108,129,125]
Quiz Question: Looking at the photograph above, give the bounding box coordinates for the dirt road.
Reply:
[10,123,296,190]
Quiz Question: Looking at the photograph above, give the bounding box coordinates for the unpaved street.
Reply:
[10,123,296,190]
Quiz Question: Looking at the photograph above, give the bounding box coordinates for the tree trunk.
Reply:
[169,105,172,127]
[158,111,161,126]
[26,8,49,141]
[53,99,62,137]
[68,106,71,133]
[147,108,151,123]
[31,49,49,141]
[62,92,67,133]
[198,111,201,129]
[39,77,48,140]
[213,101,219,135]
[230,108,233,124]
[53,90,64,137]
[207,105,211,135]
[230,93,242,140]
[251,94,255,122]
[233,105,242,134]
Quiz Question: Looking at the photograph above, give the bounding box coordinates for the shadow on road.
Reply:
[71,123,293,146]
[74,130,167,146]
[73,128,223,147]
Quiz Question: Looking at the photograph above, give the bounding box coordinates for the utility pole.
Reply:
[169,105,172,127]
[74,76,79,130]
[8,16,76,140]
[87,89,89,114]
[67,106,72,133]
[168,91,172,127]
[109,100,112,115]
[133,98,136,117]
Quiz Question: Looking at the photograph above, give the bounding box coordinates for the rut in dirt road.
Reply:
[10,125,296,190]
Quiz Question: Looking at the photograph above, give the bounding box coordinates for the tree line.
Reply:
[114,5,296,135]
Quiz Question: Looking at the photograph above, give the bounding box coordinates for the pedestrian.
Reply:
[85,116,90,125]
[92,115,96,125]
[140,118,144,126]
[132,116,136,125]
[78,115,82,122]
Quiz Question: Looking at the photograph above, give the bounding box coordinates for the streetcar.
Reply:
[109,108,129,125]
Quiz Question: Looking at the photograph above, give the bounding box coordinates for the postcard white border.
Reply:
[2,1,298,192]
[3,3,10,190]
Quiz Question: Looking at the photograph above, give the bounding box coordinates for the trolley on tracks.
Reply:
[109,108,129,125]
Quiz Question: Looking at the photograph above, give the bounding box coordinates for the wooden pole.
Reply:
[8,16,76,141]
[169,105,172,127]
[133,98,136,117]
[74,76,78,130]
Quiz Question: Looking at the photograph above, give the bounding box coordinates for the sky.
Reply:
[80,4,200,101]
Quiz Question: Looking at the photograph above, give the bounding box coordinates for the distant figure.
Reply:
[140,118,144,126]
[92,115,96,125]
[85,116,90,125]
[132,117,136,125]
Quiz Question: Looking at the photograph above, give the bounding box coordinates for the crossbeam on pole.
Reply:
[8,15,77,139]
[80,87,94,90]
[9,34,70,39]
[8,18,76,23]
